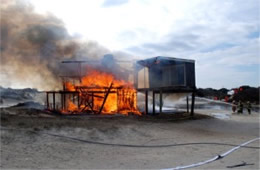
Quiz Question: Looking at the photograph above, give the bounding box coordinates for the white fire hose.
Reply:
[1,127,259,169]
[162,137,260,170]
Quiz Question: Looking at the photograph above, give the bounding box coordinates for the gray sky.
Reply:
[29,0,259,89]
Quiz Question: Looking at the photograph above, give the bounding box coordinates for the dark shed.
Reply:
[134,56,196,116]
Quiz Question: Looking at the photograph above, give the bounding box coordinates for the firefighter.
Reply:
[247,101,252,115]
[237,100,243,114]
[232,100,237,113]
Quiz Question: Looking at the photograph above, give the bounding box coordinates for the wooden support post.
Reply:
[63,93,66,110]
[61,93,63,110]
[191,92,195,117]
[99,82,113,114]
[186,95,189,113]
[152,91,155,115]
[46,93,49,109]
[159,90,163,114]
[53,92,55,110]
[145,90,148,114]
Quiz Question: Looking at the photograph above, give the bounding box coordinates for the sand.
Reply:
[0,107,259,169]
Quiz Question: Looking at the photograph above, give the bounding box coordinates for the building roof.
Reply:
[136,56,195,67]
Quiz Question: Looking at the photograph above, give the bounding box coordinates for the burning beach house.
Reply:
[46,56,196,116]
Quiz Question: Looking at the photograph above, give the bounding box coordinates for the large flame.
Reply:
[63,69,140,115]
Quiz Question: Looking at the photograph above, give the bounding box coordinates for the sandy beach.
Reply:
[1,107,259,169]
[1,0,259,169]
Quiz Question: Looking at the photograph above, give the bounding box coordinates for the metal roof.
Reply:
[136,56,195,67]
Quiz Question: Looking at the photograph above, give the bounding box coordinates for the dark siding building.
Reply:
[135,56,196,116]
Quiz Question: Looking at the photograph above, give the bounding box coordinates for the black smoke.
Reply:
[0,0,113,90]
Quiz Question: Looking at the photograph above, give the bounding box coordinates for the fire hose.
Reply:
[1,127,259,149]
[1,127,259,169]
[162,137,260,170]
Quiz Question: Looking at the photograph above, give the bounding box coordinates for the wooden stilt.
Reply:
[186,95,189,113]
[63,93,66,110]
[53,92,55,110]
[152,91,155,115]
[91,92,94,109]
[191,92,195,117]
[145,90,148,114]
[159,90,163,114]
[46,93,49,109]
[61,93,63,110]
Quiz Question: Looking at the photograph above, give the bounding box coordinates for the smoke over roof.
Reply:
[0,0,115,90]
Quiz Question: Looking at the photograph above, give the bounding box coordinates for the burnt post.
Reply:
[61,93,64,110]
[145,90,148,114]
[152,91,155,114]
[53,92,56,110]
[159,90,163,114]
[186,95,189,113]
[72,93,75,103]
[63,93,66,110]
[91,92,94,109]
[77,92,80,109]
[99,82,113,114]
[46,92,49,109]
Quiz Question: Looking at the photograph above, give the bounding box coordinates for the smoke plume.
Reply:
[0,0,113,90]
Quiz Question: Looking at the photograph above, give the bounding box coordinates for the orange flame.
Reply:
[65,82,75,91]
[69,100,78,110]
[63,69,141,115]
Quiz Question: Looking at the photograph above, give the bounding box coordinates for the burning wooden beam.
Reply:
[98,82,113,114]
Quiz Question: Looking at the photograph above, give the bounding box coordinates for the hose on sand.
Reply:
[162,137,260,170]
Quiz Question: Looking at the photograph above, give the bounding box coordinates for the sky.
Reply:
[28,0,259,89]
